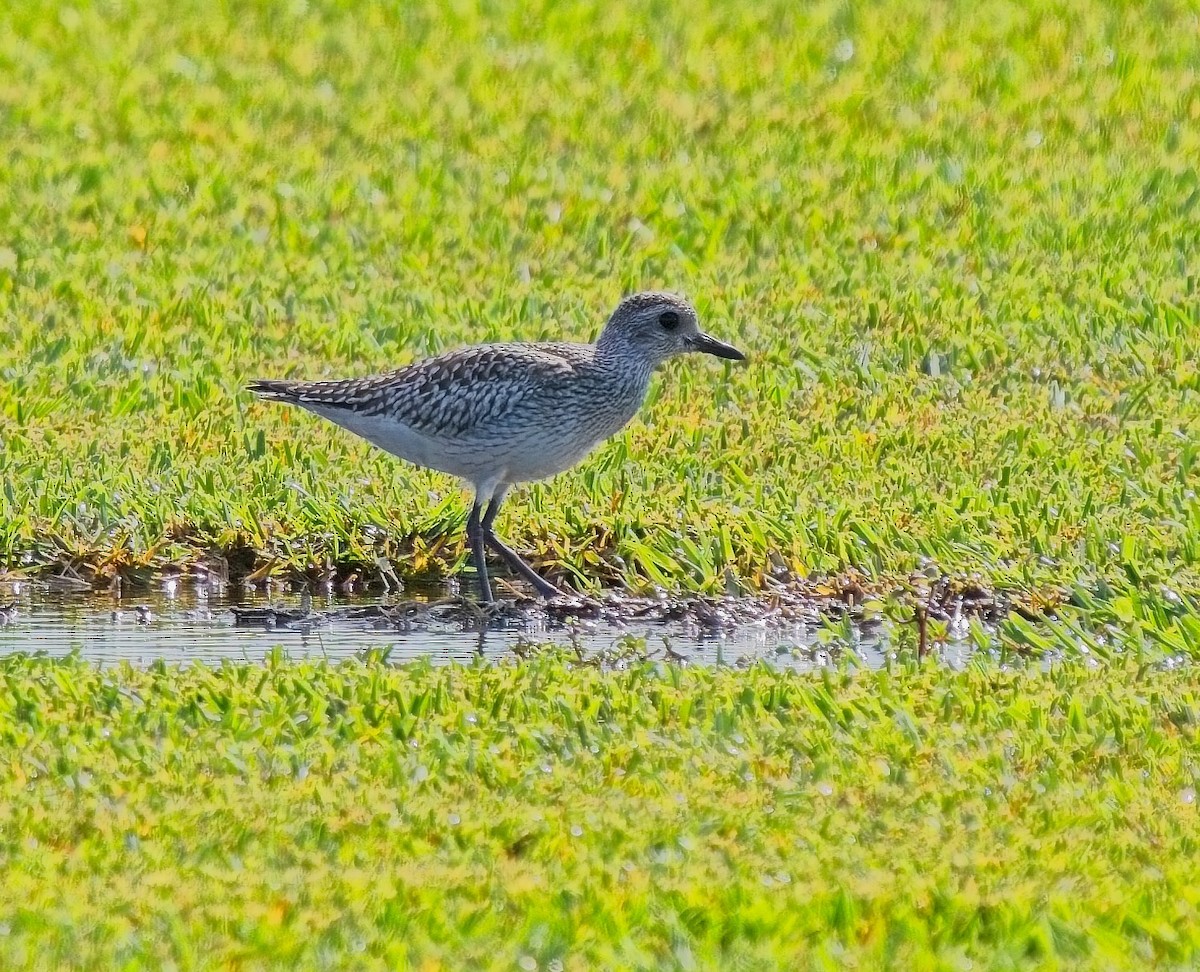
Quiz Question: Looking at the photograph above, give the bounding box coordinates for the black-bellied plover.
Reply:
[249,292,744,601]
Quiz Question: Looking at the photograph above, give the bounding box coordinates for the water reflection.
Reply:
[0,580,981,670]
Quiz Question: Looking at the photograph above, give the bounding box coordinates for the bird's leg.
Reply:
[465,497,493,603]
[481,490,562,599]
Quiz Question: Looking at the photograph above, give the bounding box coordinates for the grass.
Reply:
[0,648,1198,970]
[0,0,1197,606]
[2,1,1199,962]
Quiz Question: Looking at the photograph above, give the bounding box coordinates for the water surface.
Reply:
[0,579,980,670]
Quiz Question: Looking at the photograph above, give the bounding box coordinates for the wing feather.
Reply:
[248,343,585,437]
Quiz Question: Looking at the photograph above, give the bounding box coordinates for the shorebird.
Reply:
[249,292,744,601]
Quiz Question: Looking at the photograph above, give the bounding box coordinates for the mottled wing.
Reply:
[248,343,581,437]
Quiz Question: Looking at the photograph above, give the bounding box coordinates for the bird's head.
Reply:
[596,292,745,368]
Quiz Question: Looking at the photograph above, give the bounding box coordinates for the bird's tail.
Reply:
[246,379,305,403]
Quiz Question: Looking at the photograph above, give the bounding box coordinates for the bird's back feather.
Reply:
[248,342,597,437]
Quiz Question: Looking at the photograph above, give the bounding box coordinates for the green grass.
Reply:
[0,0,1197,604]
[2,3,1200,960]
[0,648,1198,970]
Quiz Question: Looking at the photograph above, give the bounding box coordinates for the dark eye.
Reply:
[658,310,680,330]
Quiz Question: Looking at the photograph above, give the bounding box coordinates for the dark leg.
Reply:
[465,497,493,602]
[481,490,562,599]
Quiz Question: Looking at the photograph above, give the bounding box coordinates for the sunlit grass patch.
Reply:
[0,649,1198,968]
[0,0,1196,609]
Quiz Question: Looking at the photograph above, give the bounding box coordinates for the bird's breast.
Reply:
[490,371,650,481]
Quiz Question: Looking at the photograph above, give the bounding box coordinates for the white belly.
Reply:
[305,405,610,486]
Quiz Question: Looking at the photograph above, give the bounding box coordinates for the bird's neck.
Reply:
[592,336,656,385]
[582,342,653,427]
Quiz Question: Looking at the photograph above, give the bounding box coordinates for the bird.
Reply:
[248,291,745,602]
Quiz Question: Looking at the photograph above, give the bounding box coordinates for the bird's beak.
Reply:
[688,331,746,361]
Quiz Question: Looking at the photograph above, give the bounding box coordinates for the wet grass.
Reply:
[0,648,1198,969]
[0,0,1197,614]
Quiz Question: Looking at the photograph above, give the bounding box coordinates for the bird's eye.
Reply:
[658,311,680,330]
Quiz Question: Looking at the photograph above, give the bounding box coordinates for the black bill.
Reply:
[689,331,746,361]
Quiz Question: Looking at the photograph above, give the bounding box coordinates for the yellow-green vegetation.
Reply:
[1,0,1197,604]
[0,649,1197,970]
[3,1,1200,961]
[2,0,1200,955]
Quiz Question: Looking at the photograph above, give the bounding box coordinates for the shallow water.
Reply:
[0,578,981,670]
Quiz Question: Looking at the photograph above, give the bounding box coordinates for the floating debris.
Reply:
[230,606,323,628]
[223,580,1010,641]
[46,574,92,594]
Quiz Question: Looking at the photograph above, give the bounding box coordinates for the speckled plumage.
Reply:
[249,291,745,600]
[248,340,650,473]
